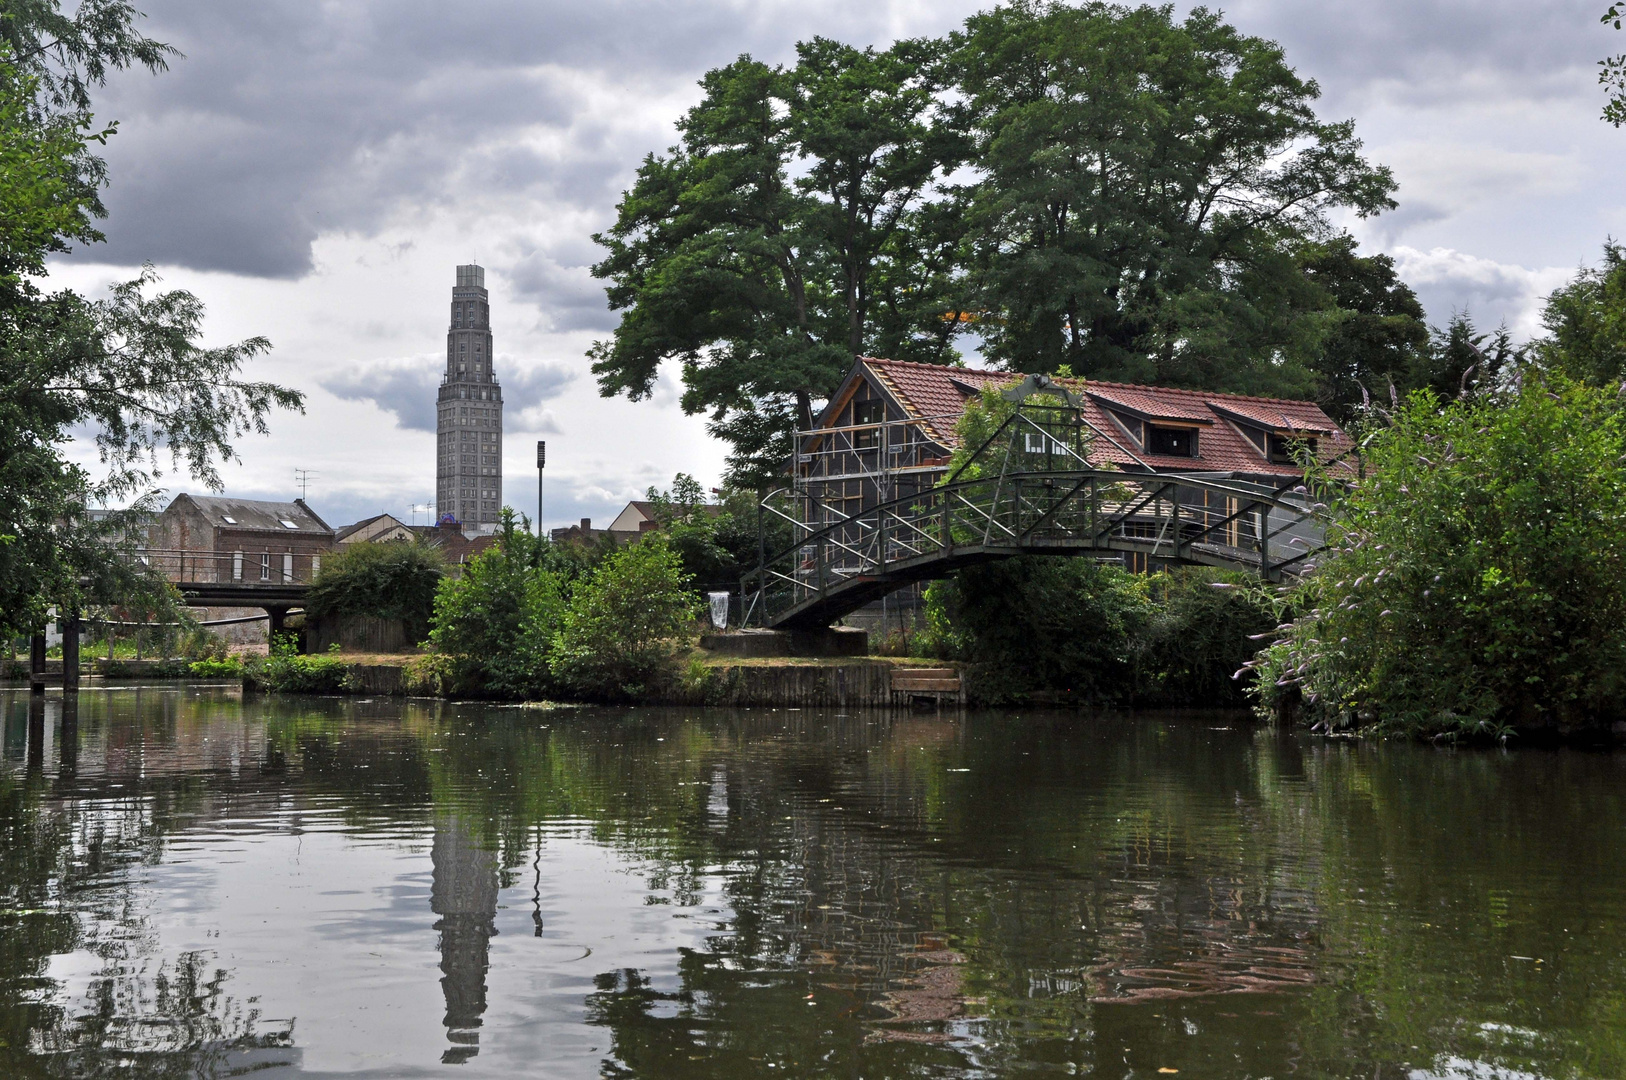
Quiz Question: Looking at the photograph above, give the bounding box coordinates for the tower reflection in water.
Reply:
[429,813,500,1064]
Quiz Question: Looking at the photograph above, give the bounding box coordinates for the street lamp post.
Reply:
[536,441,546,537]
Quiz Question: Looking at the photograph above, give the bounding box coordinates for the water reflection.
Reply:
[0,687,1621,1078]
[432,812,500,1063]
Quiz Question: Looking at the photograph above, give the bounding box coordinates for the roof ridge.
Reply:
[861,356,1324,410]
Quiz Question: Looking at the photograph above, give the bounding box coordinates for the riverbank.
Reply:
[5,650,969,710]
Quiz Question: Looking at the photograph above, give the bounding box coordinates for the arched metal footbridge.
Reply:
[743,398,1329,631]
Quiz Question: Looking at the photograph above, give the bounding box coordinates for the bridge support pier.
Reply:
[28,633,46,693]
[266,607,290,649]
[61,612,80,693]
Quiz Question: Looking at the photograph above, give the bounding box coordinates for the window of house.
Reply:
[221,515,236,524]
[1267,433,1318,464]
[282,554,293,581]
[279,519,299,529]
[232,551,243,581]
[312,555,321,578]
[1147,425,1197,457]
[260,553,270,581]
[853,399,885,448]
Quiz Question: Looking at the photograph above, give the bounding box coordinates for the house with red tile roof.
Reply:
[806,358,1350,487]
[789,359,1348,629]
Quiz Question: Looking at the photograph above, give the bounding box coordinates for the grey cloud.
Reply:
[1223,0,1607,111]
[77,0,941,279]
[1390,246,1575,337]
[503,244,615,332]
[322,355,576,431]
[503,361,578,406]
[320,357,442,431]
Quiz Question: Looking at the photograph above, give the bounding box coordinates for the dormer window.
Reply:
[1268,433,1318,464]
[1146,425,1197,457]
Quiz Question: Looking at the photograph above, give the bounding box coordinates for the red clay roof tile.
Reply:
[853,357,1351,477]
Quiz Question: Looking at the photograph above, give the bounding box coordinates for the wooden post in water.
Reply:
[29,632,46,693]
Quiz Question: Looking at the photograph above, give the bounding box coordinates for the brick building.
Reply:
[149,494,337,585]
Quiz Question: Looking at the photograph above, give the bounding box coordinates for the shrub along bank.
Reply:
[920,559,1280,708]
[426,514,698,701]
[1251,376,1626,741]
[305,539,445,645]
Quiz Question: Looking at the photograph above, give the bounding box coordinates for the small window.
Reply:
[1147,426,1196,457]
[853,400,885,448]
[221,515,237,525]
[1268,433,1318,464]
[260,553,270,581]
[232,551,243,581]
[279,519,299,530]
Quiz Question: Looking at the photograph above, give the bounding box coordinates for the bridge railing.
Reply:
[124,547,326,586]
[743,468,1325,628]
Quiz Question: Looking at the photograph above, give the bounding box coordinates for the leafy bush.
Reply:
[188,656,244,679]
[1252,376,1626,738]
[1133,569,1281,707]
[924,559,1280,707]
[925,556,1150,705]
[429,516,565,699]
[306,539,445,644]
[552,534,700,701]
[642,474,796,596]
[243,638,352,694]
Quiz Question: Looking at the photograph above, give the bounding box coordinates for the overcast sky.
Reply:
[46,0,1626,531]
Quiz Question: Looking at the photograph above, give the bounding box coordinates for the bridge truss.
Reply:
[744,395,1327,631]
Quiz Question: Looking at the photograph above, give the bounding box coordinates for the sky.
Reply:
[45,0,1626,532]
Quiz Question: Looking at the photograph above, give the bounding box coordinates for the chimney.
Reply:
[580,517,591,532]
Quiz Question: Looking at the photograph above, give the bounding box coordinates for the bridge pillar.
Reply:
[61,611,80,693]
[28,633,46,693]
[267,607,290,649]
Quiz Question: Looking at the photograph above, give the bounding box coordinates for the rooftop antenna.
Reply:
[294,468,317,501]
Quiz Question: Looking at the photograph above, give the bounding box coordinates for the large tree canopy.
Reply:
[0,7,301,636]
[953,2,1397,386]
[1532,241,1626,385]
[591,2,1403,482]
[590,37,963,483]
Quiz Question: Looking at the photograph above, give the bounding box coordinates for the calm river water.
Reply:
[1,686,1622,1078]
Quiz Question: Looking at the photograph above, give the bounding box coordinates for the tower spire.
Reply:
[435,264,503,532]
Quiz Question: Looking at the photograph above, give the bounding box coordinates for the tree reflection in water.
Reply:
[1,695,296,1079]
[1,688,1623,1079]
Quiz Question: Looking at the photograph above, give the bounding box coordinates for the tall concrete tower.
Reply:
[436,264,503,531]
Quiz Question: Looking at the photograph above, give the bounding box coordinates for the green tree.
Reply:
[1253,377,1626,738]
[924,556,1151,705]
[1294,235,1431,420]
[952,2,1397,388]
[1532,241,1626,385]
[589,38,964,484]
[1603,3,1625,125]
[0,40,299,637]
[1132,568,1279,707]
[305,540,446,645]
[0,0,177,116]
[552,534,699,701]
[429,513,565,699]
